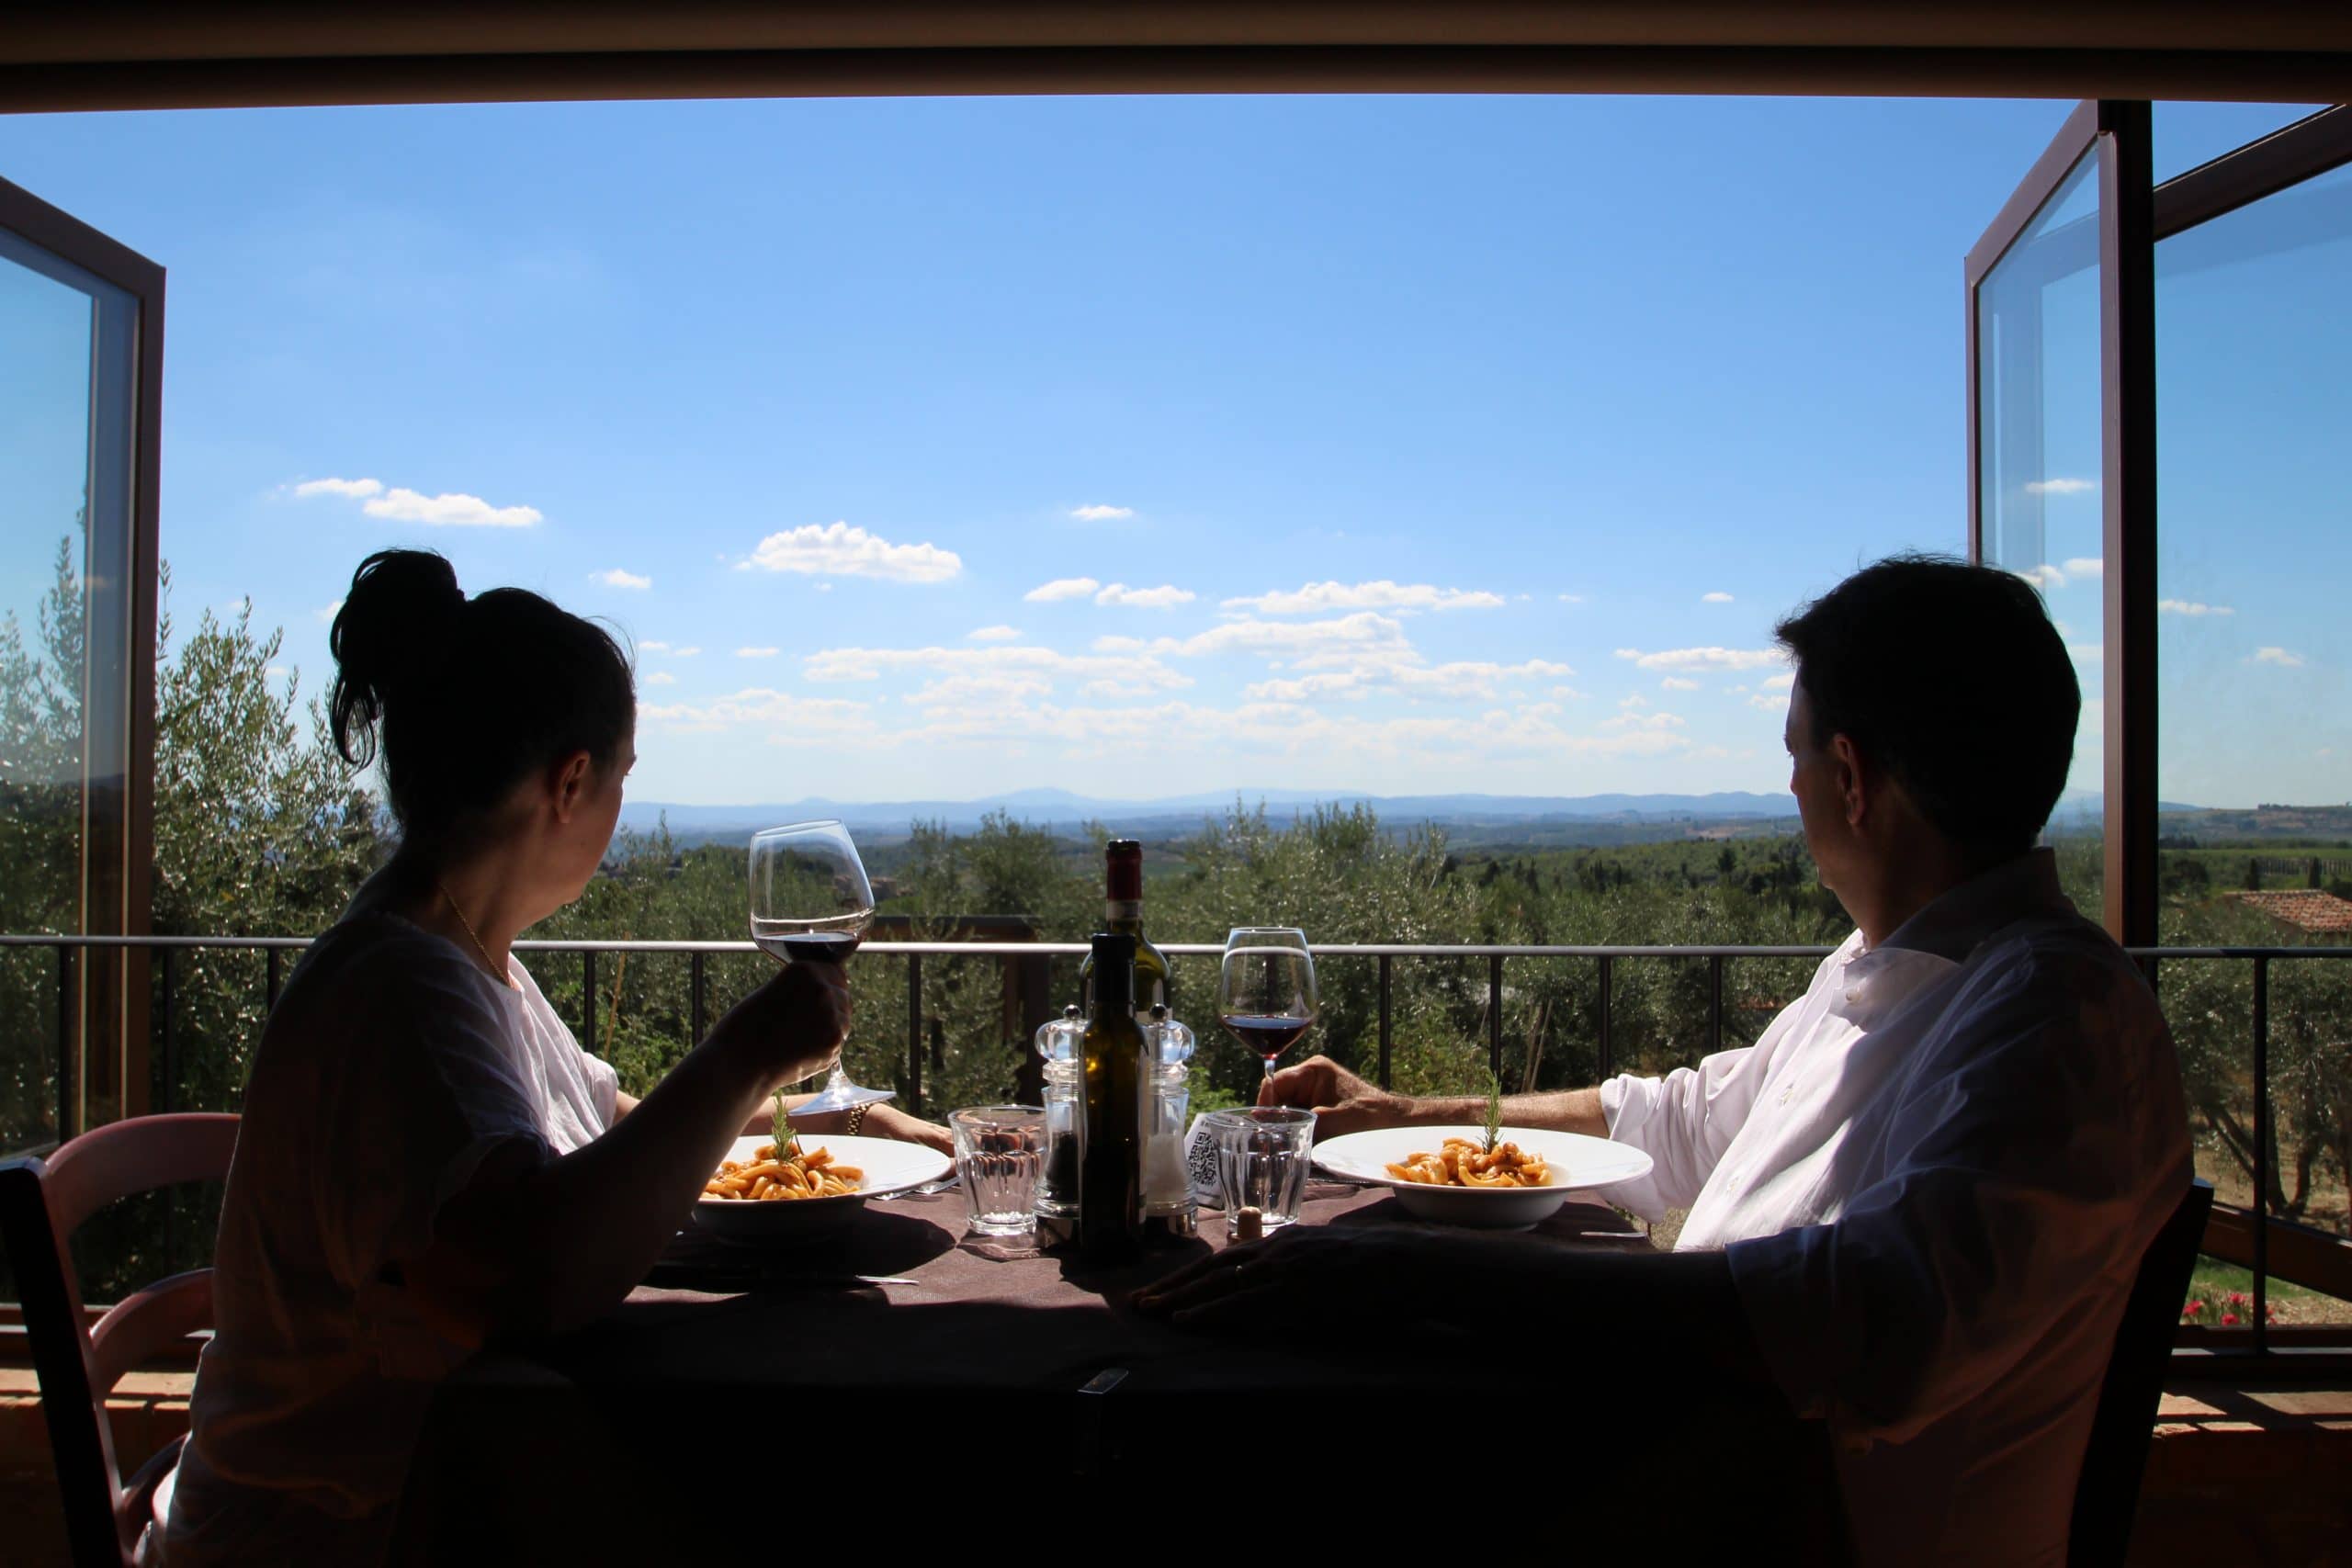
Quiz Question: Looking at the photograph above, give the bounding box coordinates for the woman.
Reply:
[153,549,945,1565]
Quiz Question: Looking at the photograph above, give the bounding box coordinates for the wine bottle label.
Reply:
[1105,900,1142,923]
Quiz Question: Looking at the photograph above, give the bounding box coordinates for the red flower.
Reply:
[2187,1299,2206,1314]
[2228,1292,2246,1305]
[2222,1313,2240,1326]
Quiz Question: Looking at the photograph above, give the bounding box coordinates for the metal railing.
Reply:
[5,931,2347,1358]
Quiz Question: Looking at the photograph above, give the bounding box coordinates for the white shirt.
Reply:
[155,910,617,1568]
[1600,850,2190,1568]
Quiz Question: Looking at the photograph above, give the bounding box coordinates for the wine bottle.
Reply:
[1077,931,1147,1262]
[1078,839,1170,1014]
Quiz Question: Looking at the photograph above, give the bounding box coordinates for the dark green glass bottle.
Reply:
[1078,931,1146,1262]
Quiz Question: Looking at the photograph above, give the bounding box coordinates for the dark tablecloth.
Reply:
[401,1189,1844,1560]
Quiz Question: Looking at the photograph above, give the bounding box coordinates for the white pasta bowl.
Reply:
[1311,1125,1654,1231]
[690,1133,953,1244]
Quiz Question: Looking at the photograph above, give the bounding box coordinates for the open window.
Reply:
[0,175,164,1139]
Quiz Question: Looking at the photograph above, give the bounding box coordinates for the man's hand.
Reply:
[705,961,852,1092]
[1258,1055,1418,1138]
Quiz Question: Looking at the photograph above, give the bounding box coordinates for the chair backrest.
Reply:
[2067,1178,2214,1568]
[0,1112,240,1568]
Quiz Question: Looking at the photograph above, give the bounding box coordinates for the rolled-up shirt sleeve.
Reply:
[1599,1046,1763,1217]
[1724,947,2189,1446]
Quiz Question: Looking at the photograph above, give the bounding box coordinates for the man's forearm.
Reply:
[1409,1086,1609,1138]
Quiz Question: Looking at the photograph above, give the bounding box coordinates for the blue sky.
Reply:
[1,95,2338,807]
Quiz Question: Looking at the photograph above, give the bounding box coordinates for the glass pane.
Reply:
[0,225,136,1148]
[2157,170,2352,1307]
[1976,152,2106,909]
[2154,103,2334,185]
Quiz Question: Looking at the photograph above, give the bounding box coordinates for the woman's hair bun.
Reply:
[329,548,467,766]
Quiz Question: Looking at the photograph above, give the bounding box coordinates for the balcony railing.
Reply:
[4,931,2347,1359]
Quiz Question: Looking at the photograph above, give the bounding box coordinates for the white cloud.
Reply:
[314,599,344,624]
[1558,593,1587,604]
[736,646,780,659]
[1070,504,1135,522]
[639,687,878,739]
[2251,647,2307,668]
[1660,676,1701,691]
[1614,645,1785,672]
[293,474,542,526]
[1601,709,1689,732]
[639,639,671,653]
[1024,576,1102,603]
[642,671,677,686]
[1550,684,1589,700]
[2063,557,2104,581]
[2013,563,2067,590]
[1748,693,1787,711]
[1762,671,1795,691]
[739,521,961,583]
[593,568,651,591]
[673,646,702,658]
[1095,582,1197,609]
[1243,657,1570,705]
[2026,478,2098,496]
[1149,612,1414,665]
[802,640,1193,694]
[293,477,383,500]
[1221,581,1507,615]
[367,488,542,527]
[1701,592,1735,604]
[2158,599,2235,617]
[967,626,1022,642]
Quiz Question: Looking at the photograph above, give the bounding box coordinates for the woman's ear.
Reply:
[549,750,595,824]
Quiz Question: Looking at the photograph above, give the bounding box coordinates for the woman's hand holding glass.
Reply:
[704,961,853,1094]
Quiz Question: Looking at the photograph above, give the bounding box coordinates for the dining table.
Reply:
[395,1181,1843,1557]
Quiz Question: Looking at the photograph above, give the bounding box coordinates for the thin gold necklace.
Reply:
[438,880,515,988]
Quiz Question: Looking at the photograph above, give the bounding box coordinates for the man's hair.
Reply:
[1774,554,2079,863]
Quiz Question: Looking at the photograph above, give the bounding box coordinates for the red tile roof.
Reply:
[2227,890,2352,934]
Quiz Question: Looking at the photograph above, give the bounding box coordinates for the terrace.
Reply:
[6,6,2352,1563]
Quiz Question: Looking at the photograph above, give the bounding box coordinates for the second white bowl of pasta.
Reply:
[1310,1125,1653,1231]
[692,1133,953,1243]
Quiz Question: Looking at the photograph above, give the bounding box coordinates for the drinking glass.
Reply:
[749,819,892,1115]
[1203,1107,1317,1235]
[949,1105,1045,1238]
[1216,927,1318,1085]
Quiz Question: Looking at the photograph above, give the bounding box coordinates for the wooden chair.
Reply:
[2068,1178,2215,1568]
[0,1113,239,1568]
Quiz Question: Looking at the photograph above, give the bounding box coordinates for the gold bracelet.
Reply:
[844,1103,868,1137]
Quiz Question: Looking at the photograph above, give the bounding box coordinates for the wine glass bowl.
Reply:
[748,820,892,1115]
[1217,927,1318,1083]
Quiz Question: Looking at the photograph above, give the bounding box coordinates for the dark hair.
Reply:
[329,549,635,840]
[1774,553,2078,863]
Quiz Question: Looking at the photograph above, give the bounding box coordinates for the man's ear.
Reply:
[1830,733,1870,828]
[549,750,594,824]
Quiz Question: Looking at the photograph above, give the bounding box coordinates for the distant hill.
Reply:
[616,789,1804,849]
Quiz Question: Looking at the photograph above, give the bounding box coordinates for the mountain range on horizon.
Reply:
[614,785,2229,846]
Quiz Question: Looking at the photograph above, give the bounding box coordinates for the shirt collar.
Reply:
[1874,847,2074,965]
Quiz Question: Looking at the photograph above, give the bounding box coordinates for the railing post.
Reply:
[159,947,176,1116]
[2252,954,2269,1355]
[690,950,707,1045]
[582,951,597,1055]
[906,953,924,1118]
[1487,953,1505,1081]
[266,946,282,1013]
[1596,954,1613,1082]
[1708,954,1724,1055]
[1376,954,1393,1089]
[56,942,75,1141]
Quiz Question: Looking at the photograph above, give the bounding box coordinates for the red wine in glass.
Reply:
[1219,1013,1314,1062]
[752,929,863,964]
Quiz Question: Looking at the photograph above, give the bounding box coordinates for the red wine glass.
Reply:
[749,819,890,1115]
[1217,927,1318,1087]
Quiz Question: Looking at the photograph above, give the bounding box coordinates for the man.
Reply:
[1138,556,2190,1567]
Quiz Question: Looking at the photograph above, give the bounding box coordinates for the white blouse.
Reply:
[1600,850,2191,1568]
[155,912,617,1568]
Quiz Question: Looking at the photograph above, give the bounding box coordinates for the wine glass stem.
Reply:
[1262,1056,1276,1082]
